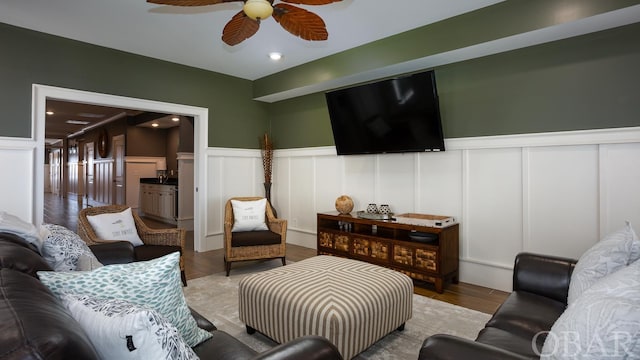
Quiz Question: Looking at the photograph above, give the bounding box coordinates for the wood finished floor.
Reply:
[44,193,509,315]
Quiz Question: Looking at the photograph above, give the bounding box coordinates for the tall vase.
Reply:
[264,182,277,217]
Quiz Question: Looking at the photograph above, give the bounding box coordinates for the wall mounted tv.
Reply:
[325,70,445,155]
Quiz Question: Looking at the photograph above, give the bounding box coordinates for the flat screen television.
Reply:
[325,70,445,155]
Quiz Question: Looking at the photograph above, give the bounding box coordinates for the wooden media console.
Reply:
[317,212,459,293]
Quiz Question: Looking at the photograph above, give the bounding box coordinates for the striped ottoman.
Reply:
[238,255,413,359]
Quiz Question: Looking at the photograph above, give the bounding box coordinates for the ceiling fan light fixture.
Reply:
[243,0,273,21]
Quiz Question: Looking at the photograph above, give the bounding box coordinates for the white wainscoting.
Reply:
[0,137,38,223]
[202,127,640,292]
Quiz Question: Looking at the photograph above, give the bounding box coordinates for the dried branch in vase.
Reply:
[261,133,274,184]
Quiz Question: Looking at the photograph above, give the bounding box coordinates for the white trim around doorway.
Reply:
[32,84,209,252]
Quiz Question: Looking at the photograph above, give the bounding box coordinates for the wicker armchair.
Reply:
[224,197,287,276]
[77,205,187,284]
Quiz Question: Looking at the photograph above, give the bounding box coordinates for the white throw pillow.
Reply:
[61,294,198,360]
[38,252,211,347]
[231,198,269,232]
[41,223,103,271]
[567,223,637,304]
[541,259,640,359]
[86,208,144,246]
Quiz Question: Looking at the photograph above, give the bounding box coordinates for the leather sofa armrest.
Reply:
[189,306,217,331]
[89,241,136,265]
[252,336,343,360]
[513,252,577,304]
[419,334,531,360]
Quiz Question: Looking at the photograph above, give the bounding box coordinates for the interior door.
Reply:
[113,135,125,205]
[85,142,94,206]
[50,149,61,196]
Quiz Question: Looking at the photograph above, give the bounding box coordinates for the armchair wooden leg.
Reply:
[181,271,187,287]
[225,260,232,277]
[281,257,286,266]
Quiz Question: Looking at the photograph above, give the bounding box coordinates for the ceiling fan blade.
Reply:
[146,0,241,6]
[222,10,260,46]
[280,0,342,5]
[273,4,328,41]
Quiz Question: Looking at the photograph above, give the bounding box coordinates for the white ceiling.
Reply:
[0,0,505,80]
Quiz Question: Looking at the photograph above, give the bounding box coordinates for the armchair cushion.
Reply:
[90,241,136,265]
[231,198,269,232]
[134,244,182,261]
[85,207,144,246]
[231,230,281,247]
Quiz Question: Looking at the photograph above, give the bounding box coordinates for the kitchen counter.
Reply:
[140,177,178,185]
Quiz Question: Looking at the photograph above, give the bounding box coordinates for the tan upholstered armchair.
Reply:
[224,197,287,276]
[77,205,187,284]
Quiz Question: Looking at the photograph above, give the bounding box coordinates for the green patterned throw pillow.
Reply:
[38,252,211,347]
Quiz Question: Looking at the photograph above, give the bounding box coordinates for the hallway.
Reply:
[44,193,82,231]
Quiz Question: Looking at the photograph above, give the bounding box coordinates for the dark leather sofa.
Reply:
[0,232,342,360]
[419,252,577,360]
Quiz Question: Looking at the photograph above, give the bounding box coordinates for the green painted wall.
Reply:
[0,23,267,148]
[268,22,640,148]
[254,0,639,99]
[268,93,333,149]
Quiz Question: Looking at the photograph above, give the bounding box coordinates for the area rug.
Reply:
[183,259,490,359]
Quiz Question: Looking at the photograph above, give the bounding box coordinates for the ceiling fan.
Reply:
[147,0,343,46]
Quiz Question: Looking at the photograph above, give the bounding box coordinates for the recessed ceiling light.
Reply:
[171,117,180,122]
[269,52,283,61]
[46,111,54,115]
[66,120,91,125]
[152,123,159,128]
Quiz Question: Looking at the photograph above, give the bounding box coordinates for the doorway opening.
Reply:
[33,84,208,251]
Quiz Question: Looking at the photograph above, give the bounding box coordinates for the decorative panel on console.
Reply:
[393,245,414,267]
[352,237,389,260]
[416,248,438,272]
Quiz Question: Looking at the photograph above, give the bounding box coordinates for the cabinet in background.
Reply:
[317,212,459,293]
[140,183,177,224]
